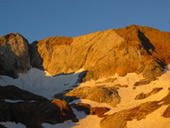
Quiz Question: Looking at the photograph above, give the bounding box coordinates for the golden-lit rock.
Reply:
[30,25,169,81]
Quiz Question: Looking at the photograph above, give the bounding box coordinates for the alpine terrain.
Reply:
[0,25,169,128]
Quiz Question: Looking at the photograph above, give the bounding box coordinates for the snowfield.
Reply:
[0,65,169,128]
[0,122,26,128]
[0,68,80,99]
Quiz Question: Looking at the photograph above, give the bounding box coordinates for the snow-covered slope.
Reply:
[0,122,26,128]
[0,68,80,99]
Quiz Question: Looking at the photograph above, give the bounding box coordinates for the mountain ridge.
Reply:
[0,25,170,80]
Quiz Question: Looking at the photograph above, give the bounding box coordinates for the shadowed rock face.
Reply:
[0,33,30,78]
[0,86,77,128]
[30,25,170,81]
[0,85,48,102]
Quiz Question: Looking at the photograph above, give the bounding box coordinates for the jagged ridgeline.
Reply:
[0,25,170,80]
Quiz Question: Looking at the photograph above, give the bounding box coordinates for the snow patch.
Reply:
[75,68,84,74]
[4,99,36,103]
[0,122,26,128]
[0,68,80,99]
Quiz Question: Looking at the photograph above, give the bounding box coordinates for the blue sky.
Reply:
[0,0,169,43]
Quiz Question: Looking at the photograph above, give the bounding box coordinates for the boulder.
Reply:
[65,86,120,107]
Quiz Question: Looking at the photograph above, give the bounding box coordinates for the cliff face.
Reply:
[30,25,170,80]
[0,33,30,78]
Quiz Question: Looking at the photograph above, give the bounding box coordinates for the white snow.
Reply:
[0,68,80,99]
[4,99,36,103]
[0,122,26,128]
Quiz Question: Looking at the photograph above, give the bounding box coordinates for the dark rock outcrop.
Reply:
[0,85,48,102]
[0,100,77,128]
[0,33,30,78]
[0,85,77,128]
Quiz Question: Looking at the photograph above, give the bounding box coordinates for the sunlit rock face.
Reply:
[0,25,169,80]
[30,25,170,81]
[0,33,30,78]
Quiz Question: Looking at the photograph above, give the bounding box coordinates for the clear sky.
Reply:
[0,0,169,43]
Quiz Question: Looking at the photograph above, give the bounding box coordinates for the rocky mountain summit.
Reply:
[0,33,30,78]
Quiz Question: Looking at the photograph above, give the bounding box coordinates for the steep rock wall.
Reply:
[30,25,170,80]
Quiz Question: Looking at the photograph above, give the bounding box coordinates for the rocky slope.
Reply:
[30,25,170,81]
[0,33,30,78]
